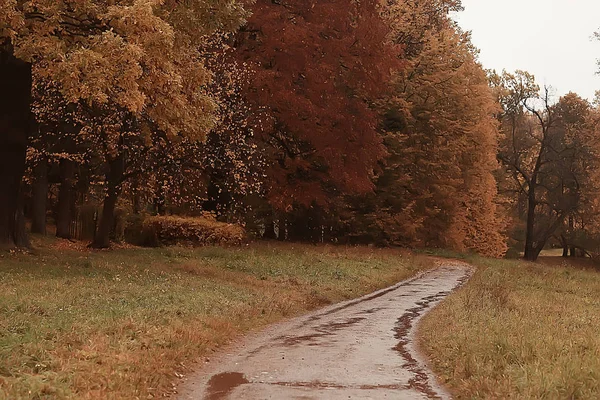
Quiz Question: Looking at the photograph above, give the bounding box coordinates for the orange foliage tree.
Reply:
[347,0,507,256]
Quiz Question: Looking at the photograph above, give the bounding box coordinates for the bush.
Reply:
[140,215,246,247]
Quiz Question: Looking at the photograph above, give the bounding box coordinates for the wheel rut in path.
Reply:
[178,262,472,400]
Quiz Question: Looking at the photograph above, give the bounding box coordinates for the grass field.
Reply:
[0,239,428,399]
[419,255,600,399]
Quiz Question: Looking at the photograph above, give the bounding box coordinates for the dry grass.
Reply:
[0,239,429,399]
[419,256,600,399]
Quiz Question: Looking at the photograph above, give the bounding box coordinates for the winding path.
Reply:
[178,262,471,400]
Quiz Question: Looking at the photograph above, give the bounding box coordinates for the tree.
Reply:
[30,79,85,239]
[347,0,506,256]
[235,0,401,218]
[29,152,48,235]
[494,71,598,261]
[88,44,265,229]
[0,0,248,247]
[550,94,600,257]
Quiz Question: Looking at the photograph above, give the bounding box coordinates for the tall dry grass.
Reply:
[419,256,600,399]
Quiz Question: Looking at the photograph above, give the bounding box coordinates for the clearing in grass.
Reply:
[0,239,429,399]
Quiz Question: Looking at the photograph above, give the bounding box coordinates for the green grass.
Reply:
[419,256,600,399]
[0,241,428,399]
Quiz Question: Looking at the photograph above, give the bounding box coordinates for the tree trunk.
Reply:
[14,199,30,248]
[92,189,120,249]
[523,186,538,261]
[0,47,32,248]
[262,211,278,239]
[568,215,576,257]
[56,159,76,239]
[91,153,125,248]
[263,220,277,239]
[278,216,287,241]
[131,178,141,215]
[0,144,27,247]
[561,234,568,257]
[31,158,49,235]
[154,184,166,215]
[133,194,141,215]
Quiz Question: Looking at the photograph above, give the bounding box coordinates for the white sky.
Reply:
[453,0,600,101]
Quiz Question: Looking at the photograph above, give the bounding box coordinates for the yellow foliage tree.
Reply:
[0,0,248,247]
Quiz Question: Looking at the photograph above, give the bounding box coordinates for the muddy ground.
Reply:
[178,263,471,400]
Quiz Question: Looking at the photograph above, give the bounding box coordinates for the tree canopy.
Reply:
[1,0,600,262]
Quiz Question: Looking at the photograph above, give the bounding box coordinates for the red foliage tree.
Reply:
[235,0,401,211]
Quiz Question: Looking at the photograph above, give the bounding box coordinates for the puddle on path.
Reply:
[205,372,249,400]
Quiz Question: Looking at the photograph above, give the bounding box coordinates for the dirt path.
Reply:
[178,262,471,400]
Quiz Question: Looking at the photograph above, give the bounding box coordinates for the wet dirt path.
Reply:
[178,263,471,400]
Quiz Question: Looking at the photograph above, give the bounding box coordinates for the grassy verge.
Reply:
[0,240,428,399]
[419,256,600,399]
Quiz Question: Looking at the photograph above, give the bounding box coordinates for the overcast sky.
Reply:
[453,0,600,102]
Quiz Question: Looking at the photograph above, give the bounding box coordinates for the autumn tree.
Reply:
[234,0,401,236]
[547,94,600,257]
[347,0,506,256]
[29,80,87,238]
[105,45,265,229]
[185,50,265,220]
[494,71,599,261]
[0,0,248,247]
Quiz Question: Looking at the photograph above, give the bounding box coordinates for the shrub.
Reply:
[140,215,246,247]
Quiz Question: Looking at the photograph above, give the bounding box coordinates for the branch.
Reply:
[498,153,531,185]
